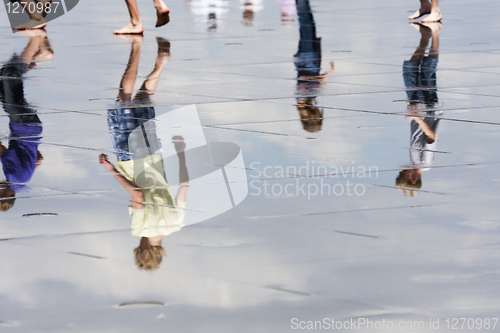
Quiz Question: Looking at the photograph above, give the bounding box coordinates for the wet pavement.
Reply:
[1,0,500,332]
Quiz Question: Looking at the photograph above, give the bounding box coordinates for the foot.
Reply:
[155,3,170,27]
[421,21,442,36]
[33,50,54,65]
[18,29,47,38]
[34,45,54,62]
[14,19,47,31]
[117,34,144,44]
[422,10,442,23]
[408,2,431,20]
[113,22,144,35]
[38,36,55,60]
[409,22,432,40]
[408,22,422,32]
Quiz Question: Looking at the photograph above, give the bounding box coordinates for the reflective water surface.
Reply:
[1,0,500,331]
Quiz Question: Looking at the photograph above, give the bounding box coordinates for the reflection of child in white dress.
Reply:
[190,0,230,31]
[191,0,230,18]
[99,136,189,271]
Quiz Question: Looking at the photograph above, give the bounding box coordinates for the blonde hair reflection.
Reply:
[133,243,167,271]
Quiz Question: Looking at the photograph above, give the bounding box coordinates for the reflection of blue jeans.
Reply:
[107,106,156,161]
[0,54,42,187]
[0,55,40,123]
[403,56,438,107]
[294,0,320,77]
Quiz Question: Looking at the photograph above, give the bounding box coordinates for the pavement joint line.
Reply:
[204,124,314,138]
[203,114,367,127]
[244,203,443,220]
[319,105,500,125]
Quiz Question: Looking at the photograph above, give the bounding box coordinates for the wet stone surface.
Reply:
[1,0,500,332]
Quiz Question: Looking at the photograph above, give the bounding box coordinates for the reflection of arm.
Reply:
[177,185,188,203]
[99,154,144,209]
[321,61,335,78]
[0,143,6,154]
[299,62,334,82]
[176,151,189,204]
[409,116,436,142]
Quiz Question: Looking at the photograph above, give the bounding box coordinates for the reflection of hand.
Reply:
[99,154,115,172]
[172,136,186,154]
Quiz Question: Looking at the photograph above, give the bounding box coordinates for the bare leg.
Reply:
[118,36,143,101]
[408,0,431,20]
[114,0,144,34]
[422,0,442,22]
[135,37,169,97]
[153,0,170,27]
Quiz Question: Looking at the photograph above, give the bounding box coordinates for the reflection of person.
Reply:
[11,0,53,31]
[396,23,441,196]
[190,0,229,32]
[0,30,51,211]
[114,0,170,34]
[99,36,188,271]
[277,0,295,23]
[241,0,263,26]
[294,0,333,132]
[408,0,442,23]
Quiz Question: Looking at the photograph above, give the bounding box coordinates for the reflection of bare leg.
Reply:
[118,35,143,101]
[34,36,54,61]
[114,0,144,34]
[137,37,170,95]
[408,23,431,63]
[19,30,46,63]
[422,0,441,22]
[422,22,441,58]
[153,0,170,27]
[19,32,54,67]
